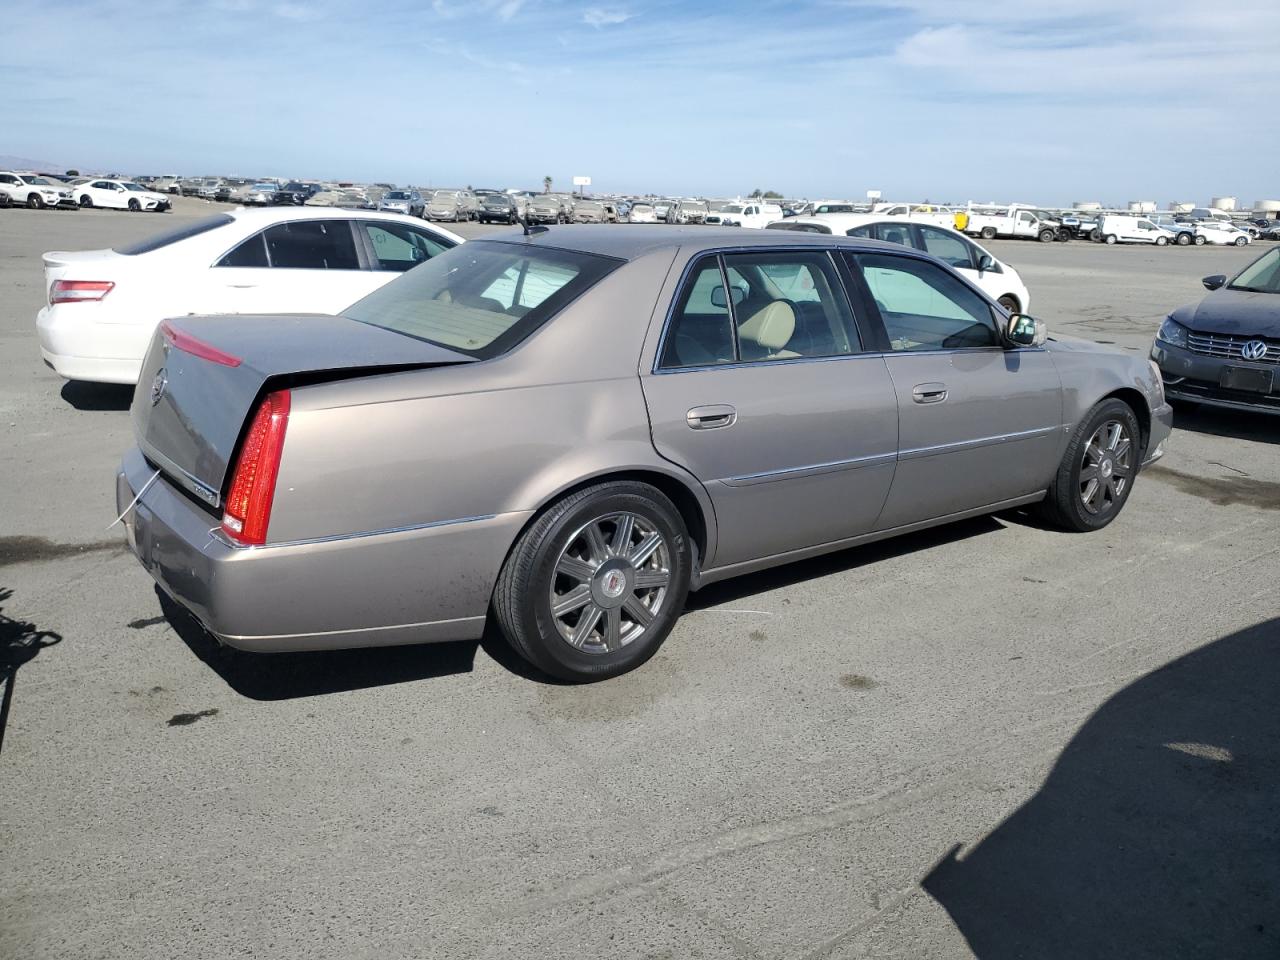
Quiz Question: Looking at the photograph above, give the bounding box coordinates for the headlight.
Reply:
[1156,317,1188,348]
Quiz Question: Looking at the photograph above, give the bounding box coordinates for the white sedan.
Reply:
[37,207,464,384]
[74,179,172,212]
[768,214,1032,314]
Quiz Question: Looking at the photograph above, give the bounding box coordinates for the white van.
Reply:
[1098,216,1177,246]
[710,201,783,229]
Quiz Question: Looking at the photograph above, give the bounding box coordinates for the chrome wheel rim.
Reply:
[1079,419,1133,516]
[549,513,671,655]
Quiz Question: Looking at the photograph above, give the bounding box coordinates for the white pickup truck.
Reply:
[960,205,1066,243]
[707,201,783,229]
[870,202,959,229]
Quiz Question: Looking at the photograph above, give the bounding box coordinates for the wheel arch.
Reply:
[1100,387,1152,456]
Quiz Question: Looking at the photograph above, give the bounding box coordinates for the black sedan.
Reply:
[477,195,518,224]
[1152,246,1280,415]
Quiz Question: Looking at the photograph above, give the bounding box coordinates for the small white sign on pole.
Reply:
[866,189,882,200]
[572,176,592,187]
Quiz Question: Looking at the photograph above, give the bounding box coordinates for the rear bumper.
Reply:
[1152,342,1280,415]
[36,305,151,384]
[116,446,530,653]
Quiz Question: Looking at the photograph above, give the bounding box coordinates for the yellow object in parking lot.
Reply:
[954,212,969,231]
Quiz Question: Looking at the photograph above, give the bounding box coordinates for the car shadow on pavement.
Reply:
[1172,403,1280,445]
[158,588,480,701]
[686,515,1004,611]
[59,381,134,412]
[921,616,1280,959]
[0,587,63,757]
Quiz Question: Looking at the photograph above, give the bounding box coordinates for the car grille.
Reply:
[1186,331,1280,364]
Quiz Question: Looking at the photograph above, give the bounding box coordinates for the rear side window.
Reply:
[343,240,621,359]
[917,226,975,270]
[660,259,736,368]
[263,220,359,269]
[113,214,234,255]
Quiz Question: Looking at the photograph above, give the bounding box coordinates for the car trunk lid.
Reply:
[131,313,474,509]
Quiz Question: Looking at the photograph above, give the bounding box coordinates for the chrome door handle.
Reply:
[686,404,737,429]
[912,382,948,404]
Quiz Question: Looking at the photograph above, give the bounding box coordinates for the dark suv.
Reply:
[1152,246,1280,415]
[273,181,318,205]
[478,194,518,224]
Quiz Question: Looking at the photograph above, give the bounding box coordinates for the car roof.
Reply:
[475,224,900,261]
[222,206,442,227]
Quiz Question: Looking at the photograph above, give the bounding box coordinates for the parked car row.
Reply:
[0,172,171,212]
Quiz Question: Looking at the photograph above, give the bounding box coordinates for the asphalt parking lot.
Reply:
[2,200,1278,959]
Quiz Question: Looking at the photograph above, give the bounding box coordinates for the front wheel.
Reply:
[1038,228,1056,243]
[1194,234,1206,245]
[1105,234,1118,245]
[1155,235,1168,246]
[27,193,45,209]
[1235,236,1248,246]
[1176,231,1191,246]
[128,199,141,212]
[493,482,692,682]
[980,226,997,240]
[997,295,1019,314]
[1038,398,1142,532]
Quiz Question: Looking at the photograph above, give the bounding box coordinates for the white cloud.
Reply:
[582,7,632,27]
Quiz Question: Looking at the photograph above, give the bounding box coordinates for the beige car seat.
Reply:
[738,300,799,359]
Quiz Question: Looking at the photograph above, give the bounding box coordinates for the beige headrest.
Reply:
[739,301,795,351]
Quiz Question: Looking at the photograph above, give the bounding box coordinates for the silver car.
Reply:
[117,227,1172,682]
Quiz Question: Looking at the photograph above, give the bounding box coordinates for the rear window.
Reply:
[765,221,832,234]
[114,214,234,255]
[343,240,623,360]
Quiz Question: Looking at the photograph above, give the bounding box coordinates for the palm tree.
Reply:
[543,175,552,194]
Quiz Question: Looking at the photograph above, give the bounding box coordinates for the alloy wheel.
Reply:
[1079,419,1133,517]
[548,512,671,655]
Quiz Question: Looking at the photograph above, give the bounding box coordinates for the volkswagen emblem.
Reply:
[1241,339,1268,361]
[150,368,168,405]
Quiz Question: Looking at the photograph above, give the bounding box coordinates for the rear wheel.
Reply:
[1039,398,1141,532]
[493,482,692,682]
[980,226,997,240]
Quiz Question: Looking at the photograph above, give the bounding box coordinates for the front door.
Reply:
[641,250,899,570]
[848,250,1063,529]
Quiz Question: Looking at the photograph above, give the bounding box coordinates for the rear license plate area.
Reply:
[1220,366,1274,394]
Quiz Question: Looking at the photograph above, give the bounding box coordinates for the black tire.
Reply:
[1105,234,1118,245]
[1194,234,1206,246]
[79,195,92,208]
[1155,235,1168,246]
[493,481,692,682]
[980,226,997,240]
[0,193,9,208]
[128,199,141,212]
[27,193,45,209]
[1038,398,1142,532]
[1176,231,1191,246]
[1088,229,1100,242]
[997,295,1019,314]
[1038,228,1055,243]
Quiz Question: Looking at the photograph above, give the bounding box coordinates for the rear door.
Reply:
[641,249,898,570]
[847,250,1062,529]
[206,219,374,314]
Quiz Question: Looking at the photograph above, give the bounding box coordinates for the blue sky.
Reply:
[5,0,1280,204]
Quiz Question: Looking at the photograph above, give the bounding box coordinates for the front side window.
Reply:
[361,221,454,272]
[344,240,621,359]
[856,253,998,351]
[1230,247,1280,293]
[262,220,359,270]
[917,226,975,270]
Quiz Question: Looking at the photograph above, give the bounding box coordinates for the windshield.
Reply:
[723,204,745,214]
[344,241,622,360]
[384,191,409,200]
[1229,248,1280,294]
[250,183,275,191]
[432,191,459,201]
[27,177,54,185]
[113,214,234,255]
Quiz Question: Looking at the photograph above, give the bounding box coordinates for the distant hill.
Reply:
[0,154,69,172]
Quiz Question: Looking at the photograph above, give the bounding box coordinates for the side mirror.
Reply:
[1005,312,1046,347]
[1202,274,1227,291]
[710,286,745,309]
[977,254,995,273]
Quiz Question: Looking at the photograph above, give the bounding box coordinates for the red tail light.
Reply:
[161,320,242,367]
[51,280,114,304]
[221,390,291,545]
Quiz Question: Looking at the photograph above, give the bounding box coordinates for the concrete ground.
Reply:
[1,199,1277,959]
